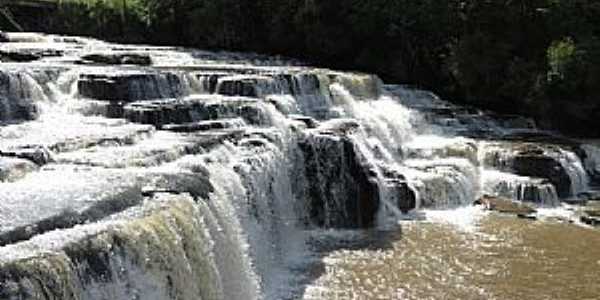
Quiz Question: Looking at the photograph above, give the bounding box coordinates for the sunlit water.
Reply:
[303,213,600,300]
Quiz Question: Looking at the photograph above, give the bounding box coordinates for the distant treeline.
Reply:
[17,0,600,136]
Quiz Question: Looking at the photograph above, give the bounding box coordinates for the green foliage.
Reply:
[24,0,600,136]
[548,37,577,80]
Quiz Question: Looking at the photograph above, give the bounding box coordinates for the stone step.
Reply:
[77,69,184,102]
[0,116,154,155]
[0,164,213,247]
[0,193,223,300]
[54,130,243,168]
[122,96,266,127]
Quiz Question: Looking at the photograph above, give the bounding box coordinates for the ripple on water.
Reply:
[303,213,600,300]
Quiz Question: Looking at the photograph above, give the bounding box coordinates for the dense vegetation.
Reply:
[10,0,600,136]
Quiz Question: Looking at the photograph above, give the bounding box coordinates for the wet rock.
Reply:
[0,166,213,247]
[384,179,417,213]
[300,131,379,228]
[122,96,264,127]
[483,170,560,205]
[290,115,319,129]
[216,75,285,98]
[0,194,224,300]
[55,130,243,169]
[329,72,382,99]
[495,114,537,130]
[317,119,361,136]
[77,70,183,102]
[123,99,192,127]
[483,143,578,198]
[475,195,537,216]
[0,70,41,122]
[163,118,244,133]
[80,53,152,66]
[193,71,231,93]
[0,50,40,62]
[512,149,572,198]
[0,117,154,154]
[581,215,600,226]
[562,198,588,206]
[0,146,52,166]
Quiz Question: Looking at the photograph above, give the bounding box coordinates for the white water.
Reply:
[0,33,598,300]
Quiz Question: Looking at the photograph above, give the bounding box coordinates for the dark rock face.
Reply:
[80,53,152,66]
[0,146,53,166]
[123,99,193,127]
[300,132,379,228]
[385,179,417,213]
[121,96,264,128]
[216,75,285,98]
[0,48,63,62]
[77,71,184,102]
[194,72,231,94]
[484,143,575,198]
[0,70,40,122]
[512,150,572,198]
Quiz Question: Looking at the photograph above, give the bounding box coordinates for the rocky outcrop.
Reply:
[121,96,265,127]
[77,70,184,102]
[299,121,379,228]
[483,143,584,198]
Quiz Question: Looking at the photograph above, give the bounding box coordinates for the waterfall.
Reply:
[0,70,48,123]
[0,33,597,300]
[555,149,589,197]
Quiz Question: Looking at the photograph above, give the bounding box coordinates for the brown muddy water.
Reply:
[303,209,600,300]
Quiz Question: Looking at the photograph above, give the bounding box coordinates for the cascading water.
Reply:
[0,32,598,300]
